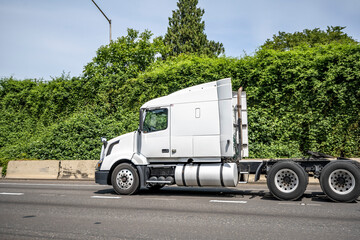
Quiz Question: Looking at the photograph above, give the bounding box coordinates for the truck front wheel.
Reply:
[320,161,360,202]
[267,161,308,201]
[111,163,140,195]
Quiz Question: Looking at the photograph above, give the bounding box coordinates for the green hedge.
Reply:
[243,44,360,157]
[0,43,359,164]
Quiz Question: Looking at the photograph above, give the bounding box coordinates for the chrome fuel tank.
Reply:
[175,163,238,187]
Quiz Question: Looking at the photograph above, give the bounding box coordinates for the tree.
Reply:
[261,26,358,51]
[81,29,168,112]
[164,0,224,57]
[83,28,167,81]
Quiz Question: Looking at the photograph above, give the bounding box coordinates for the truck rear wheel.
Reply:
[319,161,360,202]
[267,161,308,201]
[111,163,140,195]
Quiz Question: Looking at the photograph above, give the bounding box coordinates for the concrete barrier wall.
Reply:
[6,160,60,179]
[5,160,97,180]
[58,160,98,180]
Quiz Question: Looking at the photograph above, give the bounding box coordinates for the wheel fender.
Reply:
[131,154,148,189]
[101,152,134,171]
[136,165,147,189]
[131,153,148,165]
[255,161,265,182]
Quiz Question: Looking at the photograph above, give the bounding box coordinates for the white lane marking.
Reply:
[209,200,247,204]
[278,202,321,206]
[0,192,24,196]
[91,196,121,199]
[40,193,56,196]
[0,183,98,187]
[278,202,298,206]
[144,198,176,201]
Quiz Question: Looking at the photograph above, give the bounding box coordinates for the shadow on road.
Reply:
[93,186,353,203]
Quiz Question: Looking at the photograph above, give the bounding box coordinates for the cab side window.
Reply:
[143,109,168,133]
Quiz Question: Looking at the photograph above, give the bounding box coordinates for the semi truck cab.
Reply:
[95,78,360,202]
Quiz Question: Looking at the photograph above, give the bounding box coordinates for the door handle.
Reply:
[162,149,169,153]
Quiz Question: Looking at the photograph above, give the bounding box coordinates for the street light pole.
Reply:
[91,0,112,43]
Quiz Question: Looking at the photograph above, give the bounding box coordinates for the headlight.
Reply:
[97,137,108,170]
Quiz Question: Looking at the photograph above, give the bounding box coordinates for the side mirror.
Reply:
[138,109,144,133]
[101,137,108,148]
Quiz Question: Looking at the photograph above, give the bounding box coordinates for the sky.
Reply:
[0,0,359,80]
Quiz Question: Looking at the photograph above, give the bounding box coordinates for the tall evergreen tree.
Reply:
[164,0,224,57]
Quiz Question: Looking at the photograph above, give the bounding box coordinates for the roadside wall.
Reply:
[6,160,59,179]
[58,160,98,180]
[5,160,97,180]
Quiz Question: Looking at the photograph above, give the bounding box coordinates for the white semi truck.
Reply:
[95,78,360,202]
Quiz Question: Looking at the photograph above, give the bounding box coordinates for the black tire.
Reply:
[111,163,140,195]
[319,161,360,202]
[267,161,308,201]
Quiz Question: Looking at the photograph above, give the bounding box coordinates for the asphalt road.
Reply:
[0,180,359,240]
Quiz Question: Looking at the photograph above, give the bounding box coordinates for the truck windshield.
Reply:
[143,108,168,133]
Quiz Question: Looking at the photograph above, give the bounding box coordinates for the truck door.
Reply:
[140,108,171,158]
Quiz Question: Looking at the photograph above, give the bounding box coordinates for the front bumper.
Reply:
[95,170,110,185]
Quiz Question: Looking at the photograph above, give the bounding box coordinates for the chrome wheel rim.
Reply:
[328,169,355,195]
[116,169,134,189]
[274,168,299,193]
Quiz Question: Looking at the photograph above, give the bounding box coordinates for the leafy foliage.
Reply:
[262,26,357,51]
[164,0,224,57]
[84,28,167,80]
[243,43,360,157]
[1,29,359,166]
